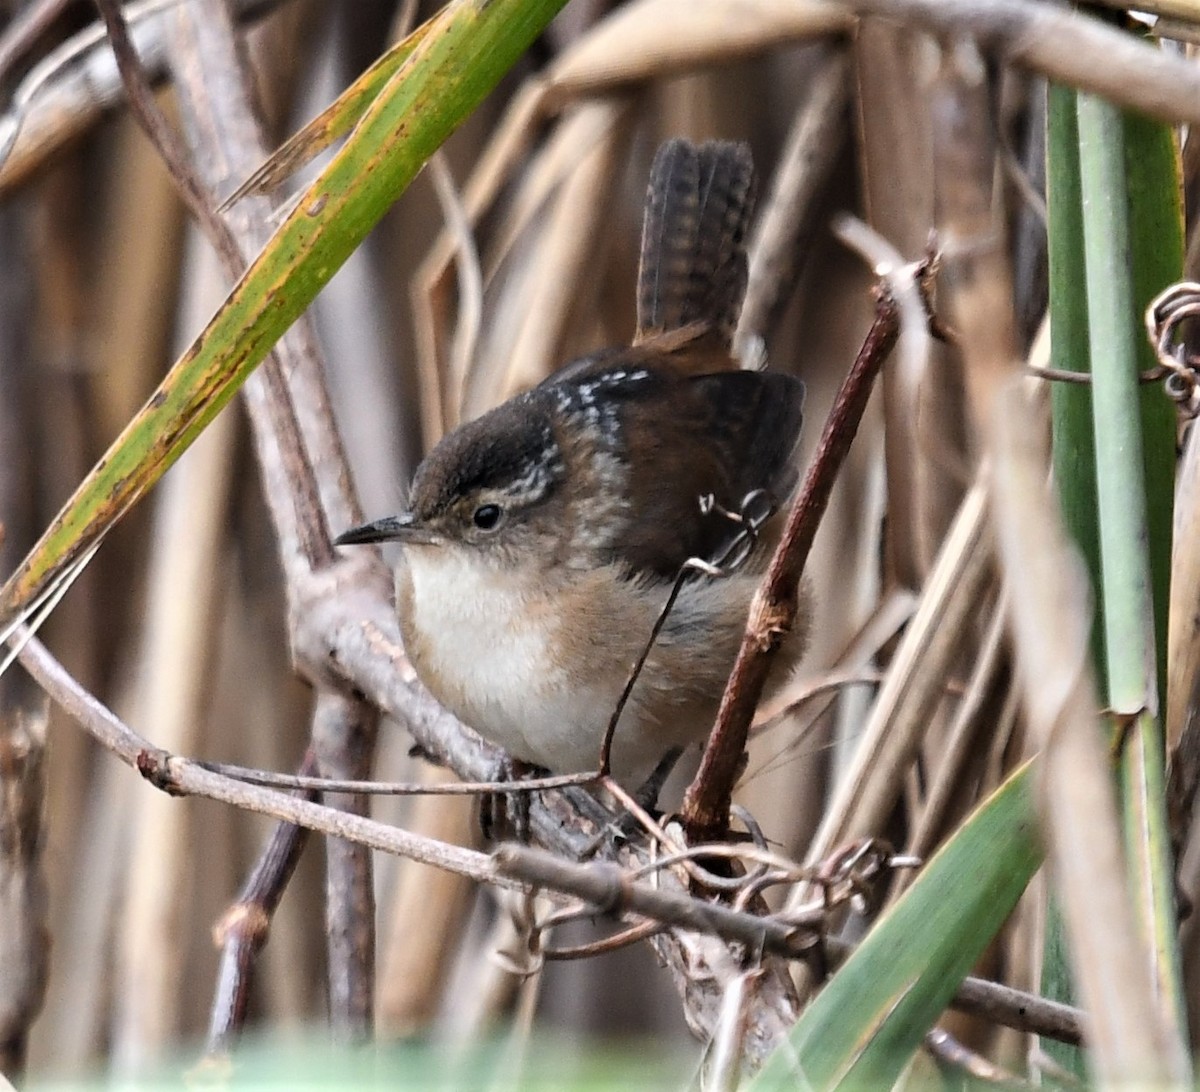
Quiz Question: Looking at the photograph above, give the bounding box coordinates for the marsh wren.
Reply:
[336,139,808,786]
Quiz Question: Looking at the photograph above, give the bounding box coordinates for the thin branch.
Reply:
[950,977,1082,1050]
[0,705,49,1076]
[206,750,319,1058]
[923,1028,1026,1085]
[312,693,376,1040]
[0,0,73,86]
[682,275,905,839]
[89,0,231,255]
[492,844,826,960]
[15,633,500,885]
[196,760,597,796]
[493,844,1087,1047]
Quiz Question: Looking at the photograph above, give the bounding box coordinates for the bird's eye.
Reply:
[472,504,503,531]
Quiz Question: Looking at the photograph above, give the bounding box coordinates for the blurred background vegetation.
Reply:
[2,0,1200,1087]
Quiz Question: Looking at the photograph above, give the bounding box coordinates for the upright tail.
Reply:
[635,139,756,348]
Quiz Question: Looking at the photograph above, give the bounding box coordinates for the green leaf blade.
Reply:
[752,765,1041,1092]
[0,0,568,623]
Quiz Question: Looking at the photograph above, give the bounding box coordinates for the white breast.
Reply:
[402,547,547,723]
[401,549,603,770]
[398,547,720,783]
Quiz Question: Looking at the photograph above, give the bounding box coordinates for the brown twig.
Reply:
[493,843,825,958]
[543,920,664,960]
[312,693,376,1040]
[949,977,1083,1049]
[89,0,227,252]
[493,844,1086,1047]
[15,634,502,884]
[197,759,598,796]
[0,158,49,1080]
[682,280,903,840]
[206,749,320,1058]
[924,1027,1028,1085]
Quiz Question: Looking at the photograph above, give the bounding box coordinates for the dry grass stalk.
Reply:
[0,704,49,1076]
[4,0,1200,1081]
[801,480,990,872]
[113,409,235,1065]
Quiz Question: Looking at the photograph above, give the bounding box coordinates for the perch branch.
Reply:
[494,844,1085,1046]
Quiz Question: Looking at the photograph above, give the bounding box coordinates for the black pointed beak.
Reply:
[334,512,441,547]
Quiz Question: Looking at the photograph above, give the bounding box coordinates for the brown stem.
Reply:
[682,283,902,840]
[196,761,598,796]
[493,844,1085,1047]
[206,749,320,1058]
[493,844,825,959]
[923,1028,1024,1084]
[313,694,376,1041]
[89,0,230,253]
[0,157,49,1081]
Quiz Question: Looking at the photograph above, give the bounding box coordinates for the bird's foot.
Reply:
[479,756,548,843]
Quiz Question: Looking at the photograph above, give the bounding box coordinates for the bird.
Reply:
[335,138,809,789]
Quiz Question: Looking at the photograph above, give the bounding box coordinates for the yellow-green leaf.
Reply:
[0,0,567,627]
